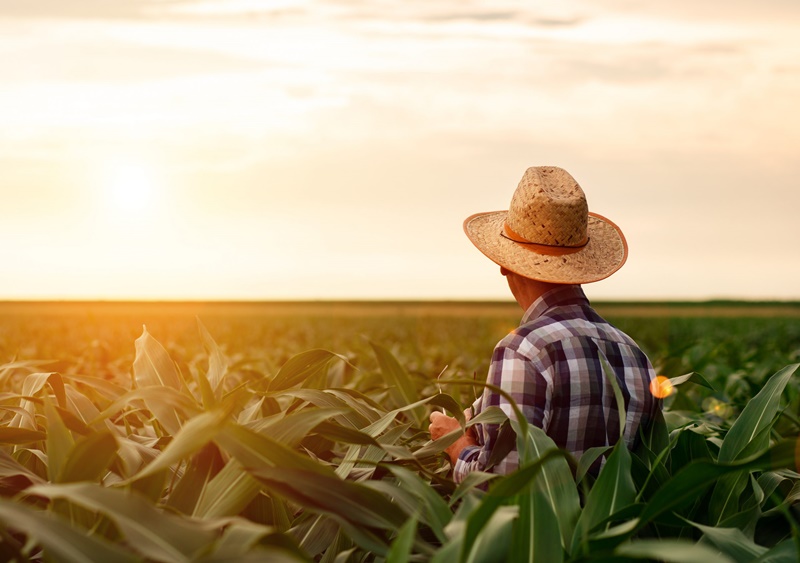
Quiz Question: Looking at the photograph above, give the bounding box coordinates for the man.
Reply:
[429,166,659,482]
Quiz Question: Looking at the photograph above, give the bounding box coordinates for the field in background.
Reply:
[1,299,798,386]
[0,299,798,560]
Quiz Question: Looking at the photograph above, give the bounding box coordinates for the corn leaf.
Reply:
[458,448,569,562]
[511,487,563,563]
[10,372,65,429]
[0,497,142,563]
[614,539,736,562]
[752,540,798,563]
[370,341,425,426]
[59,430,117,483]
[92,386,200,427]
[637,439,797,531]
[462,506,516,563]
[133,326,182,389]
[193,458,262,519]
[0,427,46,444]
[251,465,407,529]
[268,349,342,392]
[718,364,797,463]
[571,440,636,553]
[384,465,452,543]
[26,482,218,562]
[257,407,350,448]
[168,443,224,515]
[44,394,74,482]
[197,317,229,395]
[386,514,418,563]
[516,424,580,551]
[129,408,228,483]
[686,520,768,562]
[670,372,716,390]
[133,326,185,434]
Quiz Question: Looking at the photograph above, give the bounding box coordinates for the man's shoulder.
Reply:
[499,306,636,357]
[496,311,582,357]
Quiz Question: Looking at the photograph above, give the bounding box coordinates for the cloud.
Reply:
[0,0,193,20]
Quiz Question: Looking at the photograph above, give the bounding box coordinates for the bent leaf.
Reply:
[0,498,141,563]
[718,364,797,463]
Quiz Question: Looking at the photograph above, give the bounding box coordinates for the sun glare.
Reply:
[102,159,160,215]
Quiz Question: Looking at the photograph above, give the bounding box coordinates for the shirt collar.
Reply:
[521,284,589,324]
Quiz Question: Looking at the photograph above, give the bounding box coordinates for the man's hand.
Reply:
[429,410,477,466]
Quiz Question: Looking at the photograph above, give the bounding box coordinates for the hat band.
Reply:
[502,223,589,256]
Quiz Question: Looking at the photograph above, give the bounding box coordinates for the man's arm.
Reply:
[428,410,477,466]
[429,345,549,482]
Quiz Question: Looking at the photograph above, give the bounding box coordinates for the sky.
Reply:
[1,0,798,301]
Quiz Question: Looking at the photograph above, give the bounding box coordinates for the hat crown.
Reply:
[506,166,588,246]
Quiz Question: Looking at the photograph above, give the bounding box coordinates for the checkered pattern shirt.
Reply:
[453,285,659,482]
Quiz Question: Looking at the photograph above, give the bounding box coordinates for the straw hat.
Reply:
[463,166,628,284]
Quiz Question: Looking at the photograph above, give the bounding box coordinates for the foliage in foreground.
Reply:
[0,321,797,562]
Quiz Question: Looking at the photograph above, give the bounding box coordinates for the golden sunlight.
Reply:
[101,158,160,216]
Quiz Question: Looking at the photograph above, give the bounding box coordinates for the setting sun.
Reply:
[102,159,160,215]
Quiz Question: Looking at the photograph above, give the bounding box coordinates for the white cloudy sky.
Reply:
[1,0,798,300]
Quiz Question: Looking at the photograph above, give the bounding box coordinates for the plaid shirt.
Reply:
[454,285,659,482]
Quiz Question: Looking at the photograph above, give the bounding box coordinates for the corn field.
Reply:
[0,304,798,562]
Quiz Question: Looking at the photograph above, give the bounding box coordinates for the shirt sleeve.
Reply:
[452,342,551,483]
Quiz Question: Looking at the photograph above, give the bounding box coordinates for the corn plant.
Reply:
[0,319,797,562]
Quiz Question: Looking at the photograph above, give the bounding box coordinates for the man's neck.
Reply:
[507,273,563,311]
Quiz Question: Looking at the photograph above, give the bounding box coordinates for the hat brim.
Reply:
[463,211,628,284]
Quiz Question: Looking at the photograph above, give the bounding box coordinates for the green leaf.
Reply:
[133,326,183,390]
[59,431,117,483]
[577,446,613,484]
[686,520,768,562]
[640,407,670,461]
[708,472,749,526]
[312,420,381,446]
[92,386,200,427]
[458,448,570,562]
[193,458,262,519]
[384,465,452,543]
[280,389,371,430]
[9,372,66,430]
[44,394,74,482]
[0,497,142,563]
[295,514,341,558]
[215,421,334,480]
[248,466,407,531]
[197,317,228,395]
[752,539,799,563]
[167,443,224,515]
[0,448,44,484]
[484,419,517,472]
[370,341,425,426]
[669,372,716,391]
[26,482,218,562]
[130,408,229,483]
[598,348,627,440]
[512,487,563,563]
[257,407,350,448]
[718,364,797,463]
[572,440,636,553]
[132,326,185,434]
[268,349,341,392]
[515,424,580,551]
[449,471,497,506]
[463,506,516,563]
[637,440,797,531]
[614,539,736,562]
[386,514,418,563]
[0,427,46,444]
